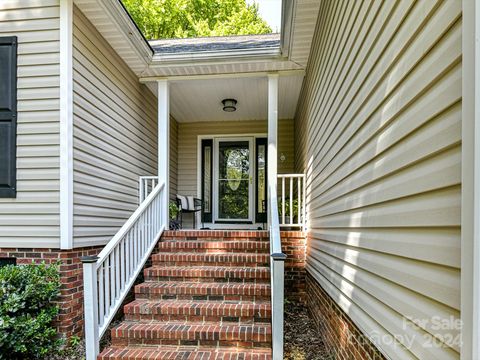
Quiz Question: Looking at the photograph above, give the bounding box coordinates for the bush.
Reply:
[0,262,63,359]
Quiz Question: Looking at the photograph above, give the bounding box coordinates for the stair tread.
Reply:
[114,321,272,331]
[144,266,270,280]
[99,345,271,360]
[162,230,269,238]
[124,299,271,313]
[152,252,269,260]
[146,265,270,271]
[111,321,272,344]
[135,281,270,295]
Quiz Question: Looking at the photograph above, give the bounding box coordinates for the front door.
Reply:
[214,137,254,222]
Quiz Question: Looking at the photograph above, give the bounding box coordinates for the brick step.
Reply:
[124,299,271,323]
[110,322,272,348]
[152,252,270,267]
[98,345,271,360]
[135,281,271,301]
[144,266,270,283]
[157,240,270,253]
[161,230,269,242]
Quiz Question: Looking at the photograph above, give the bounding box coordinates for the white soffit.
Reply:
[169,74,304,123]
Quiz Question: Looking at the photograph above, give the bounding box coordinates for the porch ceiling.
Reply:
[167,74,304,123]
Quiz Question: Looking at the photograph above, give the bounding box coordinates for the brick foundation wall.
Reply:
[306,273,386,360]
[280,231,306,302]
[0,231,307,339]
[0,246,103,338]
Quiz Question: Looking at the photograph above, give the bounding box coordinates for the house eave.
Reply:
[99,0,153,62]
[74,0,318,77]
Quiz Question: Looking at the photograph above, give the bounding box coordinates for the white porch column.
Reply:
[267,74,279,226]
[157,80,170,227]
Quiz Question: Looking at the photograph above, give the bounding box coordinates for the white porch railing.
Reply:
[278,174,306,228]
[268,180,287,360]
[81,182,166,360]
[139,175,159,203]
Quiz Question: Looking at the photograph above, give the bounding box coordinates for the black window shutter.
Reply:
[0,36,17,198]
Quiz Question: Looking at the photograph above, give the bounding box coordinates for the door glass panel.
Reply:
[218,141,250,219]
[257,144,266,212]
[203,145,211,213]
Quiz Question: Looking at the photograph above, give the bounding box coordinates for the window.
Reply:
[201,139,213,222]
[0,36,17,198]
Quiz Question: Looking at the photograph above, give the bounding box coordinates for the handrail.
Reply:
[82,182,166,360]
[268,181,287,360]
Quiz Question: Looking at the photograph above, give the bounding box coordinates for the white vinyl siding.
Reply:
[177,119,294,197]
[0,0,60,248]
[295,1,461,359]
[72,6,157,247]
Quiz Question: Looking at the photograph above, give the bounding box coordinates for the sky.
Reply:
[247,0,282,33]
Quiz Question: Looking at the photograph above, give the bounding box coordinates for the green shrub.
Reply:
[0,262,63,359]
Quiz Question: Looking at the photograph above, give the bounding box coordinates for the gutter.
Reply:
[150,47,282,66]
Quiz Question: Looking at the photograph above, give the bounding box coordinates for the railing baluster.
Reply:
[104,256,110,317]
[115,246,120,299]
[289,177,293,225]
[282,177,285,224]
[98,264,104,325]
[297,177,301,225]
[303,176,306,230]
[120,239,124,292]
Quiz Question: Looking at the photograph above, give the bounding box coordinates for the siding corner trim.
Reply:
[60,0,74,250]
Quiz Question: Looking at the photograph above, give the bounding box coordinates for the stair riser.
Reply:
[98,348,272,360]
[112,339,271,349]
[135,283,271,301]
[111,334,272,349]
[153,261,269,267]
[161,236,269,242]
[153,253,269,263]
[125,313,271,323]
[135,292,270,301]
[144,276,270,284]
[145,269,270,281]
[157,242,269,253]
[124,302,271,321]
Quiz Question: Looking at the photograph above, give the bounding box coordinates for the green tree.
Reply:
[121,0,272,40]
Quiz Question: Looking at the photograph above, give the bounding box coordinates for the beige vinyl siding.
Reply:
[170,117,178,200]
[295,1,461,359]
[177,119,294,196]
[72,6,157,247]
[0,0,60,248]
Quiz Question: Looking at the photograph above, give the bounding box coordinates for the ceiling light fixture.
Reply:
[222,98,237,112]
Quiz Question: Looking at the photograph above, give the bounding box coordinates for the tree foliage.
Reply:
[121,0,272,39]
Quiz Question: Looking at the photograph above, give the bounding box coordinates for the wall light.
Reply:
[222,99,237,112]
